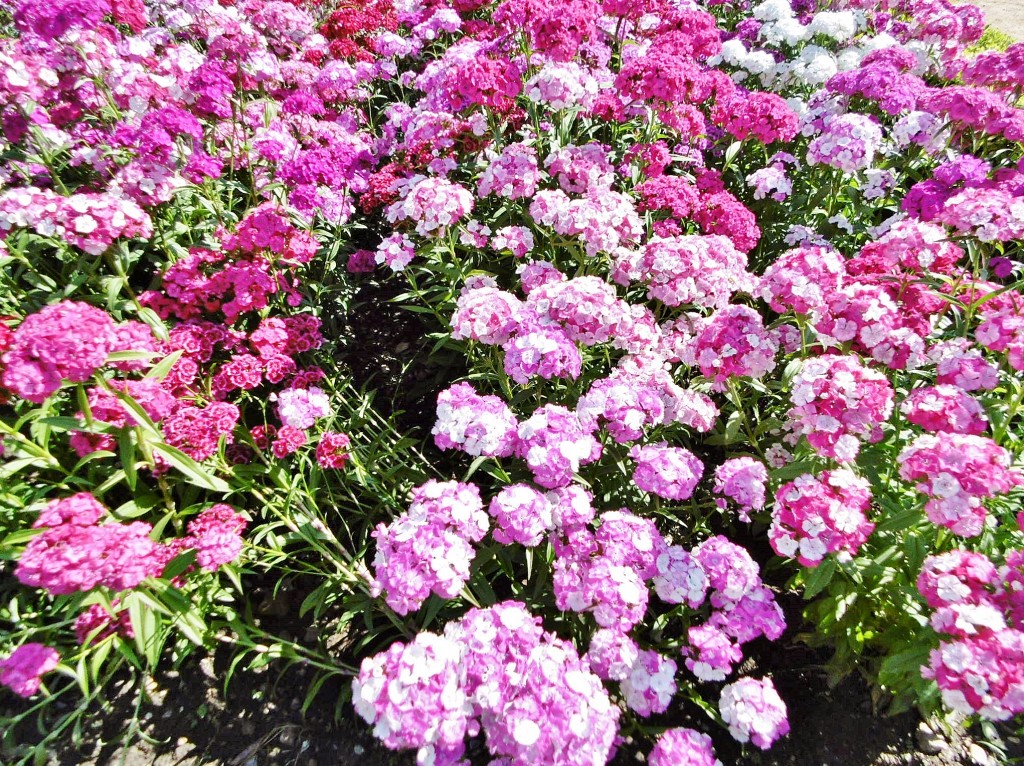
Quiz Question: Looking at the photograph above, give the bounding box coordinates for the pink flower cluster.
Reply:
[621,649,678,717]
[623,235,755,310]
[503,322,582,384]
[630,444,704,502]
[488,484,554,547]
[897,434,1023,537]
[649,728,722,766]
[516,404,601,488]
[686,624,743,681]
[17,496,166,596]
[756,245,846,315]
[274,386,332,429]
[769,470,874,567]
[806,113,883,173]
[478,143,540,199]
[353,601,619,766]
[451,286,523,345]
[693,305,779,389]
[433,382,520,458]
[2,301,117,403]
[786,355,894,462]
[919,551,1024,720]
[316,431,352,469]
[16,493,245,605]
[162,401,240,462]
[0,643,60,698]
[586,628,640,682]
[719,677,790,749]
[185,505,247,572]
[552,509,663,631]
[713,457,768,521]
[387,175,474,237]
[371,480,488,615]
[900,385,988,435]
[0,188,152,256]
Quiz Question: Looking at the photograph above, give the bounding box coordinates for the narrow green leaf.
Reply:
[151,443,230,493]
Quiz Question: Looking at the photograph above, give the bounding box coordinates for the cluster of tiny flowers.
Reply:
[747,162,793,202]
[719,677,790,749]
[503,323,582,385]
[0,643,60,698]
[371,480,488,615]
[524,60,601,110]
[685,536,787,647]
[576,375,666,443]
[621,649,678,717]
[477,143,540,199]
[924,631,1024,721]
[769,470,874,567]
[516,404,601,488]
[713,457,769,521]
[451,286,523,345]
[162,401,240,462]
[488,483,553,547]
[0,188,152,256]
[316,431,352,469]
[649,728,723,766]
[353,601,618,766]
[931,340,1000,391]
[900,385,988,435]
[75,602,134,645]
[490,225,534,258]
[433,382,519,458]
[527,276,626,346]
[17,498,166,595]
[630,444,704,502]
[917,550,1005,637]
[626,235,754,310]
[374,232,417,271]
[586,628,640,682]
[2,301,117,403]
[786,355,894,462]
[692,305,779,389]
[686,624,743,681]
[806,113,883,173]
[756,246,846,315]
[352,631,471,763]
[552,509,663,631]
[274,385,332,429]
[975,307,1024,371]
[918,551,1024,720]
[897,434,1024,537]
[652,545,709,608]
[184,505,247,572]
[386,175,474,236]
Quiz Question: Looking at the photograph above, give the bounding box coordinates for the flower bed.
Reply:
[1,0,1023,763]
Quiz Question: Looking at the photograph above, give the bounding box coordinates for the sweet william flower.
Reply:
[649,728,722,766]
[2,301,117,403]
[0,644,59,698]
[719,676,789,749]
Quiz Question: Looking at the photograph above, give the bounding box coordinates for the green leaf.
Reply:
[151,444,231,493]
[161,549,198,581]
[126,594,162,669]
[145,350,183,383]
[801,556,837,600]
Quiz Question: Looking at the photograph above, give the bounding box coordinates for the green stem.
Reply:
[726,378,767,461]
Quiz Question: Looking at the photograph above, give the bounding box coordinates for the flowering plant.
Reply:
[1,0,1024,762]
